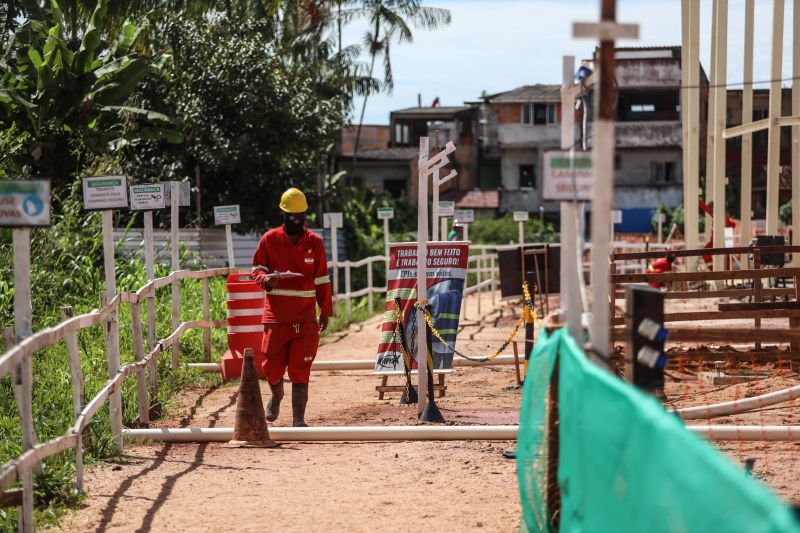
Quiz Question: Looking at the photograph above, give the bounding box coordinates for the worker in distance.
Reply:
[251,188,333,427]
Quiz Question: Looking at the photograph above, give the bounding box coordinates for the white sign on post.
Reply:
[82,176,129,210]
[612,210,623,224]
[162,181,191,207]
[454,209,474,223]
[0,180,51,226]
[129,183,166,211]
[724,227,734,248]
[323,212,343,228]
[654,212,667,224]
[513,211,530,222]
[542,151,593,201]
[377,207,394,220]
[213,205,241,225]
[438,201,455,217]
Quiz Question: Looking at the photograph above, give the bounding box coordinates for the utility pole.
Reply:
[574,0,638,364]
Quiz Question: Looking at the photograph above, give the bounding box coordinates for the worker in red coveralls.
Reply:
[251,188,333,427]
[646,253,676,289]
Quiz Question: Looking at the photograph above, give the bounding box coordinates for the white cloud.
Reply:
[344,0,797,125]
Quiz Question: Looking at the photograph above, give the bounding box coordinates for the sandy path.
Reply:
[58,291,526,532]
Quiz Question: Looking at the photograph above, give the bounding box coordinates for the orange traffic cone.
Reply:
[228,348,280,448]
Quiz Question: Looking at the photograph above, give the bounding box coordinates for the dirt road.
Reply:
[58,291,526,532]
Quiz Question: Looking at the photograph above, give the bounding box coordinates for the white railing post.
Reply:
[491,255,497,306]
[171,277,181,369]
[60,307,85,492]
[345,262,352,322]
[476,255,483,315]
[202,277,211,362]
[99,291,123,453]
[130,300,149,425]
[367,260,374,313]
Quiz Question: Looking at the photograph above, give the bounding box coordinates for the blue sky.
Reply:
[342,0,797,125]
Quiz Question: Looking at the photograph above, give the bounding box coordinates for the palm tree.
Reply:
[347,1,451,171]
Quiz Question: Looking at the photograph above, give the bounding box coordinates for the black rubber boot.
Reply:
[265,379,284,422]
[292,383,309,427]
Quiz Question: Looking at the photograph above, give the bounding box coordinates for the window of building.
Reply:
[614,155,622,170]
[504,103,513,113]
[383,178,406,198]
[519,164,536,189]
[650,162,675,183]
[522,103,557,125]
[394,123,410,145]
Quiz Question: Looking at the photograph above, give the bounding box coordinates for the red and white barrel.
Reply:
[220,273,267,380]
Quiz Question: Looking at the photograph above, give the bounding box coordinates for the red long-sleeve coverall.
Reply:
[251,226,333,384]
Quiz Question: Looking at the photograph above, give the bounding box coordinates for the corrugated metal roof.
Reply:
[489,84,561,103]
[441,189,499,209]
[390,106,471,116]
[355,147,418,161]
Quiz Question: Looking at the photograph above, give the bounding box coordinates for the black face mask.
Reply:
[283,212,305,236]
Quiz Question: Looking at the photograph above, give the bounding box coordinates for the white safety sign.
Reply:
[0,180,51,227]
[82,176,129,210]
[129,183,166,211]
[377,207,394,220]
[214,205,241,225]
[454,209,474,223]
[438,201,455,217]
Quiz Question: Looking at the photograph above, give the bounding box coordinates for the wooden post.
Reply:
[741,0,755,249]
[331,223,339,302]
[491,255,497,307]
[5,322,32,533]
[170,182,181,369]
[587,0,622,365]
[383,217,390,268]
[345,262,352,322]
[60,307,85,492]
[367,261,374,313]
[711,0,728,277]
[681,0,701,270]
[417,136,430,414]
[225,224,236,268]
[476,255,483,315]
[518,220,524,248]
[143,210,158,398]
[792,0,800,266]
[130,301,149,424]
[101,211,123,453]
[704,0,718,245]
[754,249,763,350]
[765,0,785,235]
[202,277,211,362]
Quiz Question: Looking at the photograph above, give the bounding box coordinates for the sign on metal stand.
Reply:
[438,201,454,242]
[82,176,128,452]
[611,209,623,244]
[377,207,394,260]
[324,212,344,309]
[214,205,241,268]
[1,179,50,533]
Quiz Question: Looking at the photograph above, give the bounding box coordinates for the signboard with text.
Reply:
[0,180,51,227]
[129,183,166,211]
[374,241,470,374]
[542,151,593,201]
[438,201,455,217]
[513,211,530,222]
[82,176,128,210]
[377,207,395,220]
[612,210,623,224]
[214,205,241,225]
[454,209,474,223]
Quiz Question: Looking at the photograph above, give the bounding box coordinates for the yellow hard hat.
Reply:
[279,187,308,213]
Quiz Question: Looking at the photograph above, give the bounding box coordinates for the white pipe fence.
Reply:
[0,266,237,532]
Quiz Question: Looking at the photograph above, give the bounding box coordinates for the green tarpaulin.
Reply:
[517,328,800,532]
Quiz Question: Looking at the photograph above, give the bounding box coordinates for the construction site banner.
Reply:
[374,241,469,374]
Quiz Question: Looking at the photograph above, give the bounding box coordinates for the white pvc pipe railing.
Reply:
[676,383,800,420]
[187,354,519,373]
[124,424,800,443]
[124,425,518,442]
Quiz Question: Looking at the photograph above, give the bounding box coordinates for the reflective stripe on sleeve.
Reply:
[268,289,316,298]
[314,275,330,285]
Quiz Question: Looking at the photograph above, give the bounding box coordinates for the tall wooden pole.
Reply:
[101,210,123,452]
[170,182,180,369]
[681,0,701,270]
[588,0,618,362]
[765,0,785,235]
[416,137,430,413]
[705,0,718,243]
[741,0,755,247]
[711,0,729,276]
[792,0,800,262]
